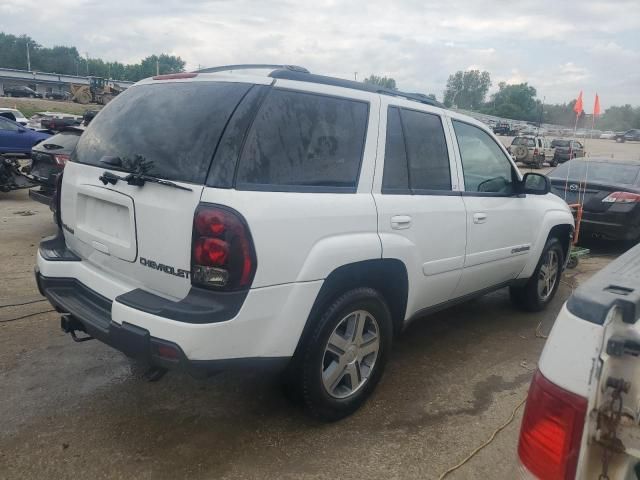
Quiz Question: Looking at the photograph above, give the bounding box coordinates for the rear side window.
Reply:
[401,109,451,191]
[381,106,451,193]
[382,107,409,192]
[235,89,368,192]
[72,82,251,184]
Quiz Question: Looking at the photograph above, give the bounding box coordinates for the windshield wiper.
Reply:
[99,171,192,191]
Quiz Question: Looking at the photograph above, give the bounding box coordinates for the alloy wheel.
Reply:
[321,310,380,399]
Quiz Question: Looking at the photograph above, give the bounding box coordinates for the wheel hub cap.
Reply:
[537,250,559,301]
[321,309,380,399]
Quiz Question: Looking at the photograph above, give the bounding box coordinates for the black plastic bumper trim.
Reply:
[38,229,81,262]
[115,287,247,324]
[28,187,53,206]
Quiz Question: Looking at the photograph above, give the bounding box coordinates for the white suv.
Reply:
[36,65,574,420]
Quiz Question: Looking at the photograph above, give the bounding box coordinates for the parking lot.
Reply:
[1,139,639,479]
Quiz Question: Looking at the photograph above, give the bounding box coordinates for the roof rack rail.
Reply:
[192,64,310,74]
[268,70,445,108]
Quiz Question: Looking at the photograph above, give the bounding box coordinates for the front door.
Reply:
[448,118,535,297]
[374,103,467,319]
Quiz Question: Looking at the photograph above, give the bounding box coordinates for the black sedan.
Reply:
[549,158,640,242]
[551,139,584,166]
[614,129,640,143]
[3,85,43,98]
[28,128,82,205]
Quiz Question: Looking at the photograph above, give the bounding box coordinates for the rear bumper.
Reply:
[35,272,288,376]
[28,187,53,205]
[580,212,640,241]
[36,232,322,372]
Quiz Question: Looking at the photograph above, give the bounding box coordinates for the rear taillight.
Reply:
[53,154,70,167]
[602,191,640,203]
[191,204,256,290]
[53,172,63,226]
[518,370,587,480]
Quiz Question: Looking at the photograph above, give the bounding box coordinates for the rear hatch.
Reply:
[564,244,640,478]
[60,79,253,300]
[549,161,640,209]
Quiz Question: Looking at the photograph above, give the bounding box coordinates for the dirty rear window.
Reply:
[235,89,368,192]
[72,81,251,184]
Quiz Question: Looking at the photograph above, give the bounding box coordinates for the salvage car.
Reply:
[36,65,574,421]
[2,85,42,98]
[0,107,29,126]
[0,116,50,155]
[549,158,640,241]
[517,241,640,480]
[551,139,585,166]
[28,129,82,205]
[614,129,640,143]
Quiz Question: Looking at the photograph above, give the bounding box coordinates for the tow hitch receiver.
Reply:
[60,315,94,342]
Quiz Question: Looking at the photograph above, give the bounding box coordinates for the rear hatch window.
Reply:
[512,137,535,147]
[71,81,251,184]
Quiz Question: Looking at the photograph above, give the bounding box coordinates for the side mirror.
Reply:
[522,172,550,195]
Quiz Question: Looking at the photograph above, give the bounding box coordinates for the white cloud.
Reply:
[0,0,638,107]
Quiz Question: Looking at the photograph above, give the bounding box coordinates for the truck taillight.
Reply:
[518,370,587,480]
[602,191,640,203]
[53,172,63,227]
[53,154,70,167]
[191,204,256,291]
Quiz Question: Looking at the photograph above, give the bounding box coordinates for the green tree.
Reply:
[443,70,491,109]
[0,32,185,82]
[486,82,538,121]
[363,74,397,90]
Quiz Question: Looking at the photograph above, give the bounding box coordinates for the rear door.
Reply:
[60,79,256,300]
[448,118,536,297]
[374,101,467,316]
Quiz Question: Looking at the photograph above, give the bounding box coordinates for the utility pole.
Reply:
[354,72,358,81]
[156,58,160,76]
[26,41,31,71]
[85,52,90,76]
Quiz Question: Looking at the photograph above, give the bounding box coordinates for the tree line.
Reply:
[365,69,640,131]
[0,33,185,82]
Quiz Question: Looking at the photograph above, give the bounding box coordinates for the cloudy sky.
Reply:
[1,0,639,108]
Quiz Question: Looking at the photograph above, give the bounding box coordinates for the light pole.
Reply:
[26,41,31,71]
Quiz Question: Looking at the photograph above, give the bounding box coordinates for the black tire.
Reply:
[550,157,559,167]
[285,287,393,421]
[510,237,564,312]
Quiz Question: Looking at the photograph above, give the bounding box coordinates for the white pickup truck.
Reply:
[518,243,640,479]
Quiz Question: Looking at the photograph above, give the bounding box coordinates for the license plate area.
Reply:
[74,185,137,262]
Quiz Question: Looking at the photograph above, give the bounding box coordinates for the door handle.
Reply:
[473,213,487,224]
[391,215,412,230]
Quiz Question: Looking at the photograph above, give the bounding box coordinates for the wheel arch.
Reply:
[518,216,574,279]
[293,258,409,356]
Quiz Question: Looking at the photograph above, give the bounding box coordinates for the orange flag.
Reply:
[574,91,583,115]
[593,93,601,117]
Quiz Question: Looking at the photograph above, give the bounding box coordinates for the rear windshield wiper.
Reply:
[99,171,192,192]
